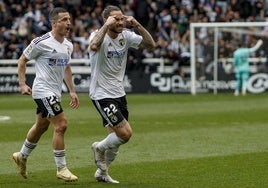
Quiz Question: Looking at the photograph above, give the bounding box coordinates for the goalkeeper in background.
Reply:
[233,39,263,96]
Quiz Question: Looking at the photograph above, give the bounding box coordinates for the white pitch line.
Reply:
[0,116,11,121]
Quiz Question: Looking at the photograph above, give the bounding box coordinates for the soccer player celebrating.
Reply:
[88,5,156,183]
[12,7,79,182]
[233,39,263,96]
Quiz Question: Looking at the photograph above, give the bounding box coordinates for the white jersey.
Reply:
[88,29,142,100]
[23,32,73,99]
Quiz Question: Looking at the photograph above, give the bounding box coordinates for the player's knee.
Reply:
[54,119,67,134]
[120,127,132,142]
[126,131,132,142]
[114,120,132,142]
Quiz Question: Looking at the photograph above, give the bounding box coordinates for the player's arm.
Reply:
[124,16,156,50]
[64,64,79,108]
[249,39,263,53]
[17,54,32,95]
[89,25,108,51]
[89,16,117,51]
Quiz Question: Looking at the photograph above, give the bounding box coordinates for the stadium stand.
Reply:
[0,0,267,75]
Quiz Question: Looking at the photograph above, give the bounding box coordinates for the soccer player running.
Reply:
[233,39,263,96]
[13,7,79,182]
[88,5,156,183]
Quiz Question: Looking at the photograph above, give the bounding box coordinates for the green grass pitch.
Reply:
[0,93,267,188]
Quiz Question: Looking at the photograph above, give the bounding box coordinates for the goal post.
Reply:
[190,22,268,95]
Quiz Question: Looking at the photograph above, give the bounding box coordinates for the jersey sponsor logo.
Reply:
[48,58,68,66]
[107,50,125,58]
[57,58,69,66]
[107,51,113,58]
[48,58,56,66]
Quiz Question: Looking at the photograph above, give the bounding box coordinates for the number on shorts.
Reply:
[104,104,118,117]
[48,96,57,105]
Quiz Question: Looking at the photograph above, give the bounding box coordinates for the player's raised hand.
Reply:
[105,15,117,26]
[124,15,139,27]
[257,39,263,46]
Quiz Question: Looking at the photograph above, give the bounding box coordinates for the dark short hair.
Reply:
[102,5,122,19]
[49,7,68,21]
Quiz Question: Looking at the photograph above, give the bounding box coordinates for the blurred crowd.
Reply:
[1,0,268,75]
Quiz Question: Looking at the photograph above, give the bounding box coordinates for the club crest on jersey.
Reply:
[67,47,70,55]
[119,38,125,46]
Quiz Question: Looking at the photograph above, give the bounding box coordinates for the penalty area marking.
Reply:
[0,116,11,121]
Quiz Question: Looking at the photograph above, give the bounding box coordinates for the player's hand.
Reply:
[105,15,117,26]
[124,15,139,27]
[69,92,79,109]
[258,39,263,46]
[20,84,32,95]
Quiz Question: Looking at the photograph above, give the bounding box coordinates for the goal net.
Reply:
[190,22,268,95]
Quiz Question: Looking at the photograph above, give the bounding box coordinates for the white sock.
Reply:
[20,139,37,159]
[54,150,66,169]
[105,148,119,167]
[97,132,125,152]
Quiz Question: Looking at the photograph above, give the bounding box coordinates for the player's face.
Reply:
[55,12,71,37]
[109,11,124,33]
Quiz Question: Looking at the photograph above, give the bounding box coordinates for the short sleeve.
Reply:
[124,30,143,49]
[23,41,40,60]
